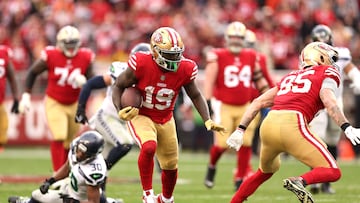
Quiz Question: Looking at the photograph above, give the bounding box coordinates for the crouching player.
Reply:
[8,131,123,203]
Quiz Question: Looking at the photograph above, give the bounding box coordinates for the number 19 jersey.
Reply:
[128,52,197,124]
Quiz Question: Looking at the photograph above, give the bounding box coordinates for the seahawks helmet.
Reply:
[311,24,333,45]
[130,43,151,56]
[75,131,104,163]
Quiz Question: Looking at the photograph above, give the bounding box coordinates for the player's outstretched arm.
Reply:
[227,87,277,151]
[75,75,108,124]
[321,87,360,145]
[183,80,226,134]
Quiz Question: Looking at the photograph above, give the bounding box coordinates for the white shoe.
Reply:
[107,197,124,203]
[143,195,156,203]
[156,194,174,203]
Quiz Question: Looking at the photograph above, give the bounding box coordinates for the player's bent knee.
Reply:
[141,141,157,156]
[329,168,341,182]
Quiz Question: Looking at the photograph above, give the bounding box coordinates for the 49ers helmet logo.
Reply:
[153,32,163,44]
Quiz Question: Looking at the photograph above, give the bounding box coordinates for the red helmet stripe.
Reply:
[165,27,177,47]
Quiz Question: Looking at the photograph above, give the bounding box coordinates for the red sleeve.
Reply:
[323,65,341,87]
[259,54,275,87]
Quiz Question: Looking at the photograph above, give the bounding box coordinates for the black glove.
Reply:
[60,194,80,203]
[11,99,19,114]
[207,99,214,117]
[39,177,56,194]
[75,104,88,124]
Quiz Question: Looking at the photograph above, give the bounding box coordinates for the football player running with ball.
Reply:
[308,24,360,194]
[75,43,151,191]
[226,42,360,203]
[8,130,123,203]
[18,25,95,171]
[112,27,226,203]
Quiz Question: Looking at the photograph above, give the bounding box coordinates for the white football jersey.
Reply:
[334,46,351,100]
[100,61,128,117]
[67,138,107,201]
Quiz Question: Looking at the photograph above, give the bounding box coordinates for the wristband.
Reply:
[47,177,56,184]
[238,125,247,130]
[341,122,351,131]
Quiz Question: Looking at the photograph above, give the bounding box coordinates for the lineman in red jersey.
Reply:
[226,42,360,203]
[18,25,95,171]
[0,45,19,150]
[203,22,270,190]
[233,29,276,190]
[112,27,226,203]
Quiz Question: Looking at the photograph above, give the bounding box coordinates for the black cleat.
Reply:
[234,179,243,191]
[321,182,335,194]
[309,184,320,195]
[204,166,216,189]
[8,196,29,203]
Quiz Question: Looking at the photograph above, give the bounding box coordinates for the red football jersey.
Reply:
[42,46,94,104]
[128,52,197,124]
[208,48,258,105]
[0,45,13,103]
[272,65,340,122]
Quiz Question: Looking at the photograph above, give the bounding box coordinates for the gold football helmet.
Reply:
[56,25,81,57]
[150,27,184,72]
[224,21,246,54]
[299,42,338,69]
[244,29,257,48]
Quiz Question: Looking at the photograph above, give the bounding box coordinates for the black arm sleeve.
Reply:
[78,76,107,106]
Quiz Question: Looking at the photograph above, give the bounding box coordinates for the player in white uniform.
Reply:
[309,24,360,194]
[8,131,121,203]
[74,43,151,190]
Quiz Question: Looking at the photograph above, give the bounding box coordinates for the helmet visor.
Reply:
[160,50,182,62]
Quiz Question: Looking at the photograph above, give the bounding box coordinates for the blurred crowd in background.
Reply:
[1,0,360,72]
[2,0,360,156]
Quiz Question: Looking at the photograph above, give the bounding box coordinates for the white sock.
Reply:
[143,189,154,196]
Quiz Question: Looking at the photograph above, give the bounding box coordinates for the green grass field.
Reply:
[1,147,360,203]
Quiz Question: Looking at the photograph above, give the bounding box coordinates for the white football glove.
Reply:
[344,126,360,145]
[226,128,244,151]
[75,74,87,88]
[18,92,31,113]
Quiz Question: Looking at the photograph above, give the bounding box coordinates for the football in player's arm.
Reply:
[112,27,225,203]
[75,43,151,192]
